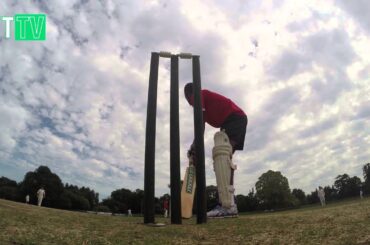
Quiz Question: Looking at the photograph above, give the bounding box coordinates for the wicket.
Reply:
[143,52,207,225]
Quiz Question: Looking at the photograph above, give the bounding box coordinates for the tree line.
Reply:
[236,163,370,212]
[0,163,369,214]
[0,166,98,211]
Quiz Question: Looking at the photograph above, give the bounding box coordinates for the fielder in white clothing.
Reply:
[25,195,30,204]
[128,209,132,217]
[317,187,325,207]
[37,187,46,206]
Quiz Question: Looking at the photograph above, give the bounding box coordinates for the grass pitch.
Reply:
[1,197,369,244]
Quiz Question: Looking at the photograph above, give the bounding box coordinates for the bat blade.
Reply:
[181,165,196,218]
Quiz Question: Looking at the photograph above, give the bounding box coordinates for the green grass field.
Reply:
[1,198,370,245]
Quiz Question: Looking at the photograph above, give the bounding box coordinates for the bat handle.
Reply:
[189,156,196,166]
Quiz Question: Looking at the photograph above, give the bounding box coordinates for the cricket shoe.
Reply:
[207,205,225,218]
[225,205,238,218]
[207,205,238,218]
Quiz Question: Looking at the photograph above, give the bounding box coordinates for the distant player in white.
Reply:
[37,187,46,206]
[128,209,132,217]
[360,189,363,199]
[317,186,325,206]
[25,195,30,204]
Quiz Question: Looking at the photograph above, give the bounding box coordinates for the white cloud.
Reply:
[0,101,30,155]
[336,0,370,34]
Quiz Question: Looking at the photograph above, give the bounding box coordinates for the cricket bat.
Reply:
[181,163,196,219]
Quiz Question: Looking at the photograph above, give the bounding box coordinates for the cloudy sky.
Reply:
[1,0,369,199]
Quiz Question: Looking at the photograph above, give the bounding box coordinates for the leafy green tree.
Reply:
[306,190,319,204]
[78,186,98,209]
[334,174,362,199]
[307,185,338,204]
[255,170,295,209]
[154,197,161,214]
[1,166,101,210]
[236,188,259,212]
[0,177,17,187]
[0,186,20,201]
[19,166,64,207]
[348,176,362,197]
[363,163,370,194]
[64,184,99,210]
[112,188,132,213]
[334,174,350,198]
[0,177,20,201]
[102,188,136,214]
[246,188,259,211]
[364,163,370,181]
[58,191,72,209]
[323,185,338,201]
[66,190,90,210]
[101,197,117,213]
[292,188,306,205]
[131,189,144,214]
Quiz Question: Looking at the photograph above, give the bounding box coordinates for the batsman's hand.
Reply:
[187,144,196,166]
[187,144,195,158]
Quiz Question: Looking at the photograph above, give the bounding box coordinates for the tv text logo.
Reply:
[1,14,46,41]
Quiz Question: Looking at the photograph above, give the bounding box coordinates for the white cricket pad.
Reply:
[212,131,235,208]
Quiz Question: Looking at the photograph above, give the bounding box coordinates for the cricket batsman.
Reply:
[184,83,248,218]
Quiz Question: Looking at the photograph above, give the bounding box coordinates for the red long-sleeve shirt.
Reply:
[189,90,245,128]
[163,199,169,209]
